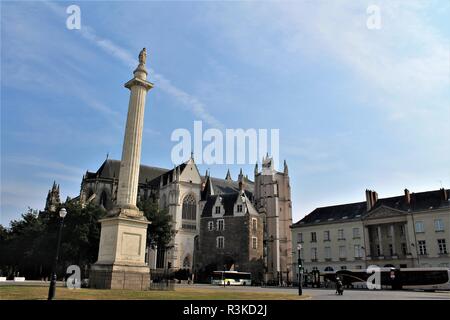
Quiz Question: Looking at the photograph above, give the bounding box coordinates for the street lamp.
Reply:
[48,208,67,300]
[297,243,303,296]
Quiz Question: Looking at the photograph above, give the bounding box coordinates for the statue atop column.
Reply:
[90,48,154,290]
[139,48,147,65]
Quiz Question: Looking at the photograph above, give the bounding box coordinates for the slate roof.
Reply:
[85,159,255,194]
[149,163,188,187]
[293,189,450,227]
[85,159,169,184]
[201,190,255,217]
[210,177,254,195]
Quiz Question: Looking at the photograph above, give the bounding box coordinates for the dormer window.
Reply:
[215,206,221,214]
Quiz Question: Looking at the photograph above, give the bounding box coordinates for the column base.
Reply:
[107,205,145,219]
[89,263,150,290]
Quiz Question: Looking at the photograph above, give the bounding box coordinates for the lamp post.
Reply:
[48,208,67,300]
[297,244,303,296]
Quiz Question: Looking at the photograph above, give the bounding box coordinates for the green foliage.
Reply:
[0,208,48,277]
[138,198,176,250]
[0,203,106,279]
[58,202,106,267]
[0,197,176,279]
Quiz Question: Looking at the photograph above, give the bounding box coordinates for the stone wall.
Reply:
[196,214,264,275]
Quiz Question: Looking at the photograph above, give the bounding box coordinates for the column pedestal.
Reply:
[90,215,150,289]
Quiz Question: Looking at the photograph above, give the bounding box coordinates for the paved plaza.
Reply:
[177,284,450,300]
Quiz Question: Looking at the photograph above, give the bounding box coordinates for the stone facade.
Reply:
[76,155,292,281]
[291,188,450,281]
[254,157,293,283]
[195,183,264,282]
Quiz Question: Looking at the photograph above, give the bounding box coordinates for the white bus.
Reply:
[336,267,450,291]
[211,271,252,286]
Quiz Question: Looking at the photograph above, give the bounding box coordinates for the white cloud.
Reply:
[35,172,82,183]
[205,1,449,118]
[42,1,224,129]
[4,156,84,175]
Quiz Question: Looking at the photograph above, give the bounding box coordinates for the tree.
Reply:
[138,198,176,250]
[0,202,106,279]
[57,202,106,273]
[0,208,47,278]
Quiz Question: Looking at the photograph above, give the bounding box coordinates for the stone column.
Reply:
[115,52,153,217]
[363,226,371,258]
[377,226,383,256]
[90,49,154,290]
[390,224,396,256]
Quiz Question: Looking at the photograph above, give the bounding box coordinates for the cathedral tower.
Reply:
[45,181,61,212]
[254,155,293,284]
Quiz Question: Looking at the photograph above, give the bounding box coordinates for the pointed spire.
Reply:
[176,166,180,181]
[225,169,232,181]
[284,160,289,175]
[201,173,215,199]
[254,163,258,175]
[172,165,176,182]
[238,168,244,182]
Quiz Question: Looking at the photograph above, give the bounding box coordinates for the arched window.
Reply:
[324,266,334,272]
[182,194,196,221]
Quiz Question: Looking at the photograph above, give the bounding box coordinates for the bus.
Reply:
[335,267,450,291]
[211,271,252,286]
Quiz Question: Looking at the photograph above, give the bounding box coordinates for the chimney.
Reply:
[441,188,448,201]
[366,189,372,211]
[366,189,378,211]
[372,190,378,204]
[404,188,411,205]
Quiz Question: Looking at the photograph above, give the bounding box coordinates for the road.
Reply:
[178,284,450,300]
[2,281,449,300]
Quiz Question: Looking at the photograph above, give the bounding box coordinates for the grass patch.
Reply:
[0,285,309,300]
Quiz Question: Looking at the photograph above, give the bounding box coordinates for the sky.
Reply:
[1,0,449,227]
